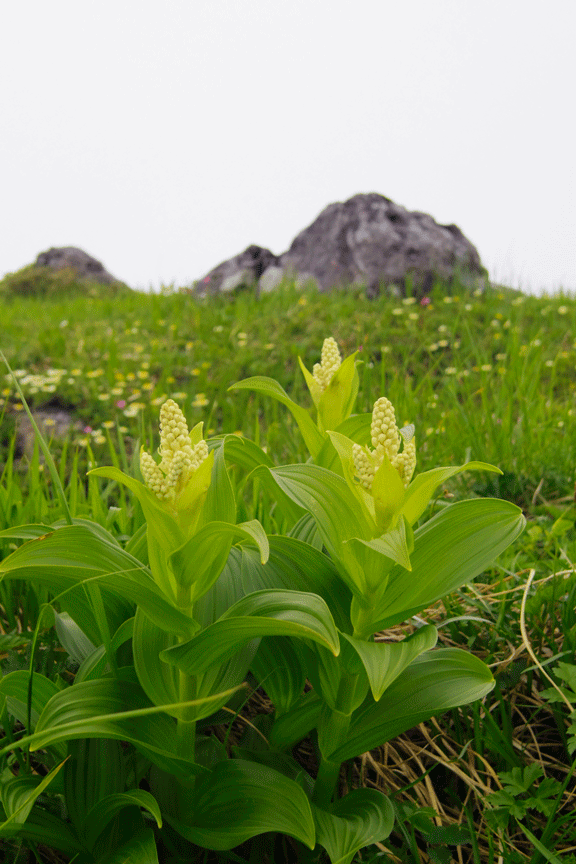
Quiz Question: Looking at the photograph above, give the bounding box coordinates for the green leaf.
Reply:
[313,788,395,864]
[1,806,85,855]
[355,498,525,634]
[269,691,324,749]
[104,825,160,864]
[64,738,126,835]
[167,759,316,850]
[0,525,195,638]
[161,589,340,676]
[329,648,494,762]
[340,625,438,701]
[250,635,307,716]
[0,524,52,541]
[169,519,268,599]
[133,608,250,723]
[217,432,275,471]
[75,618,135,684]
[0,671,67,757]
[0,760,66,836]
[254,463,370,597]
[16,678,242,781]
[401,461,502,526]
[241,535,352,633]
[201,437,236,525]
[83,789,162,850]
[54,611,97,663]
[318,352,360,433]
[229,376,325,459]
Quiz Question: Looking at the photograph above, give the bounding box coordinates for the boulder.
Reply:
[35,246,119,284]
[193,193,486,298]
[196,244,280,295]
[279,193,485,297]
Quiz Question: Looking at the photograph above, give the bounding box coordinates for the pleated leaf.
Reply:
[313,789,395,864]
[160,589,340,676]
[169,519,268,598]
[0,760,66,836]
[340,625,438,701]
[400,461,502,527]
[240,535,352,633]
[167,759,315,850]
[26,678,242,780]
[64,738,126,835]
[104,825,159,864]
[354,498,525,635]
[83,789,162,850]
[268,691,324,749]
[328,648,494,762]
[250,635,307,716]
[0,525,195,639]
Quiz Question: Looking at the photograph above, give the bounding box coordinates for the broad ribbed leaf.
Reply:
[229,376,325,458]
[0,761,66,836]
[83,790,162,850]
[354,498,525,635]
[340,625,438,701]
[329,648,494,762]
[64,738,126,834]
[254,464,370,597]
[269,691,324,749]
[170,519,268,598]
[104,825,159,864]
[54,611,96,663]
[0,525,195,638]
[401,461,502,526]
[133,607,252,723]
[25,678,241,780]
[250,635,307,716]
[161,589,340,675]
[167,759,315,850]
[217,433,275,471]
[313,789,394,864]
[200,438,236,525]
[1,806,84,854]
[75,618,135,684]
[241,535,351,633]
[0,524,51,541]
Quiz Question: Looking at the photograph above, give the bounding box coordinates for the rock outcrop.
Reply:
[194,193,486,298]
[35,247,119,284]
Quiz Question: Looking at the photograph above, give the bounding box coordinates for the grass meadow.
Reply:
[0,276,575,862]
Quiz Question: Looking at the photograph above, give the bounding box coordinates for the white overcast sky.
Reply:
[2,1,574,295]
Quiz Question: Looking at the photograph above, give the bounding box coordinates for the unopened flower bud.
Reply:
[312,337,341,392]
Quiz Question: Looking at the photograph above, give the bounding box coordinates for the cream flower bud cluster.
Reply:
[352,397,416,491]
[312,337,342,392]
[140,399,208,501]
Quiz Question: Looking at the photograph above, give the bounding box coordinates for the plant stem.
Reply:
[312,670,361,807]
[176,666,196,762]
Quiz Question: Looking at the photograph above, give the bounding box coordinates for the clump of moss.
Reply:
[0,264,131,299]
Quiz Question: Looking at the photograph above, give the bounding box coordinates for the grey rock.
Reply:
[258,265,287,294]
[279,193,485,297]
[16,409,81,460]
[35,246,119,284]
[195,244,280,295]
[193,193,486,298]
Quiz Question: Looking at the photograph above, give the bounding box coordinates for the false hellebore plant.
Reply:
[0,341,525,863]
